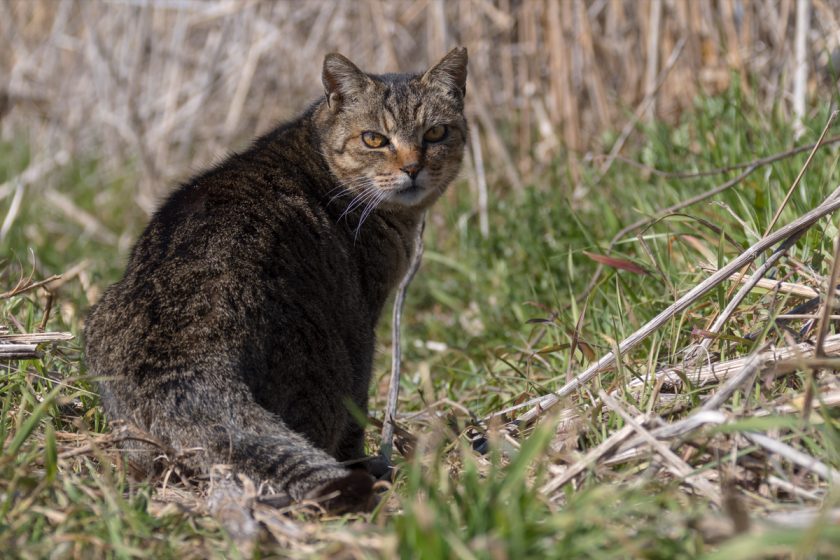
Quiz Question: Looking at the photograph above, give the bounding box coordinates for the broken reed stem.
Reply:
[380,215,426,461]
[599,390,723,507]
[805,226,840,418]
[0,344,40,359]
[491,184,840,424]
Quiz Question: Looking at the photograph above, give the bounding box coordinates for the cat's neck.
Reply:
[256,106,422,310]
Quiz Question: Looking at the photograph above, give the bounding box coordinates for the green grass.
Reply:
[3,82,840,558]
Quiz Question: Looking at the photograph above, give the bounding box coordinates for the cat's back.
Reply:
[135,124,331,269]
[85,120,353,369]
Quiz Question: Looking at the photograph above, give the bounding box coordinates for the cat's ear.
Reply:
[422,47,468,97]
[322,53,372,110]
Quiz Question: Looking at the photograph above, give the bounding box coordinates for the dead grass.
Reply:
[3,0,840,207]
[2,1,840,558]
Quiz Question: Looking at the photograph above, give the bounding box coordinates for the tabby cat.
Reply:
[84,48,468,513]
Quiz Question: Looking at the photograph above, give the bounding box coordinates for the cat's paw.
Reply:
[363,454,393,482]
[310,470,376,514]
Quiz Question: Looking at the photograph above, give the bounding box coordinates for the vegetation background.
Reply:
[2,0,840,558]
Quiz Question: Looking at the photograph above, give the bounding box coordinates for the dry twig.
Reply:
[380,216,425,461]
[0,275,61,299]
[599,390,723,507]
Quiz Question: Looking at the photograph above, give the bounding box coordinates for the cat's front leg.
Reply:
[335,421,392,480]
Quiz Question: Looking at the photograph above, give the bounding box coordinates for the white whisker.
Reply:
[339,184,380,222]
[354,189,387,241]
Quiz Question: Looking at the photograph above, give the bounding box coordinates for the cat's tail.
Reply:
[206,422,376,513]
[109,393,376,514]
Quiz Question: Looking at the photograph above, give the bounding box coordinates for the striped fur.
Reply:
[84,48,467,512]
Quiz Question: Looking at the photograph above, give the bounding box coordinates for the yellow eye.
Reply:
[423,125,447,143]
[362,131,389,148]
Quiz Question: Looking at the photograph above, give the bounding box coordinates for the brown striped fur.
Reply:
[84,48,467,513]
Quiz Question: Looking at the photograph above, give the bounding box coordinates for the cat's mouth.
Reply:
[390,184,427,205]
[385,172,433,206]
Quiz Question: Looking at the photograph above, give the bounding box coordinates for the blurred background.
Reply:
[2,0,839,215]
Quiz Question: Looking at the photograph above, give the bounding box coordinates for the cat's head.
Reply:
[317,48,468,212]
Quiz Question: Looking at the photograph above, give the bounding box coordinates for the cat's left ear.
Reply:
[322,53,373,110]
[422,47,468,97]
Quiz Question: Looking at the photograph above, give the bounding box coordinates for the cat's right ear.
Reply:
[322,53,372,111]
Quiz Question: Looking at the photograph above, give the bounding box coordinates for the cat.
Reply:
[84,47,468,513]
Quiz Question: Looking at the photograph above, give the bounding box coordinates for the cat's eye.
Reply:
[361,131,389,148]
[423,125,448,143]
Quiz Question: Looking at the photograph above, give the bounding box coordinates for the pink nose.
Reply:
[401,162,421,179]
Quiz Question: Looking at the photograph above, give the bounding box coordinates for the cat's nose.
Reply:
[400,162,421,179]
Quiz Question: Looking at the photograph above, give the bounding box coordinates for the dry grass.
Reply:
[3,0,840,206]
[2,1,840,558]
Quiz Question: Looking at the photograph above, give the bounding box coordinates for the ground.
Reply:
[1,85,840,558]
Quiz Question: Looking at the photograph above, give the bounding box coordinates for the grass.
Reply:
[2,82,840,558]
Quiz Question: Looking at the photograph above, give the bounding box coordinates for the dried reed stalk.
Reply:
[1,0,833,198]
[0,331,73,360]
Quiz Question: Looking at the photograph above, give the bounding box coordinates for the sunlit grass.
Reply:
[2,83,840,558]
